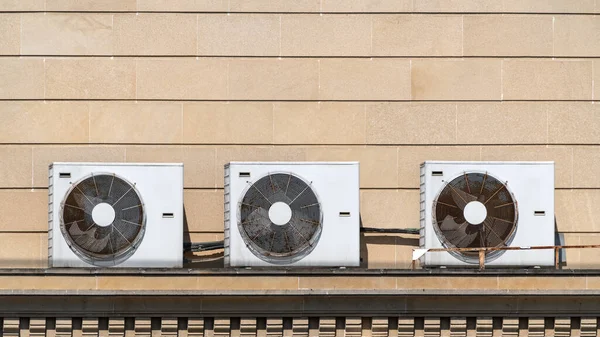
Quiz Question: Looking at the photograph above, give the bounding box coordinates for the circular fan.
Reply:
[238,173,322,264]
[60,173,146,266]
[433,172,518,262]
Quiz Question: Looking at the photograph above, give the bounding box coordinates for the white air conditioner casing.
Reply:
[225,162,360,267]
[49,162,183,268]
[420,161,555,267]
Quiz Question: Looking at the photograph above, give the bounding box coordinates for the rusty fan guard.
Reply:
[60,174,146,266]
[238,173,322,264]
[433,172,518,262]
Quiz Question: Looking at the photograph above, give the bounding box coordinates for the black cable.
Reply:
[184,228,419,252]
[360,227,420,235]
[184,241,225,252]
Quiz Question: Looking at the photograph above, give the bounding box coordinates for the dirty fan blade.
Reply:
[448,185,477,210]
[439,215,478,248]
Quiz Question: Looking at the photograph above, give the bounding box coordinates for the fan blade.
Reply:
[71,193,94,215]
[448,184,477,210]
[287,210,313,244]
[482,217,512,247]
[249,207,271,226]
[439,215,478,247]
[68,222,88,236]
[72,226,111,253]
[479,225,486,247]
[242,207,272,242]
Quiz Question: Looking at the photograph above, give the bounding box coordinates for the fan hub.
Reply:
[268,202,292,226]
[463,201,487,225]
[91,202,116,227]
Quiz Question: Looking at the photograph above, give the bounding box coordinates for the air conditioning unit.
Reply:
[420,161,555,267]
[48,162,183,268]
[224,162,360,267]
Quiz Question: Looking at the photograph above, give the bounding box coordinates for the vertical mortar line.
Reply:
[552,16,555,57]
[279,15,282,57]
[228,0,230,12]
[370,15,373,56]
[181,102,184,144]
[317,59,321,91]
[42,58,46,99]
[40,233,44,266]
[214,147,218,188]
[226,59,230,98]
[196,14,199,57]
[409,59,412,100]
[571,147,574,188]
[461,15,464,56]
[396,146,399,195]
[31,146,34,189]
[271,102,275,145]
[134,57,138,100]
[19,13,22,55]
[455,104,458,143]
[363,103,367,145]
[500,59,503,100]
[88,101,91,144]
[592,60,595,102]
[545,105,549,145]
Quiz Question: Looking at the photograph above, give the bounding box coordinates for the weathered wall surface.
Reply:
[0,0,599,271]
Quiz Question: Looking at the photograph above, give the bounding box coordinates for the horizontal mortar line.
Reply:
[0,99,598,103]
[18,187,421,191]
[0,230,223,234]
[3,187,600,191]
[3,55,600,59]
[2,11,600,15]
[25,187,227,191]
[0,268,598,276]
[2,143,600,147]
[3,230,593,235]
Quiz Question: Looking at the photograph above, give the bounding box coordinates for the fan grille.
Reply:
[433,172,517,260]
[60,174,145,265]
[238,173,322,263]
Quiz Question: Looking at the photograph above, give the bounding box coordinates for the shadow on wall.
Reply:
[183,206,225,269]
[182,212,423,269]
[179,213,571,270]
[555,217,567,269]
[360,217,419,269]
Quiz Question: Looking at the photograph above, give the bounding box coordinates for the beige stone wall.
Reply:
[0,0,599,269]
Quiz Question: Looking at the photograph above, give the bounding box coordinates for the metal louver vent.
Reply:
[238,173,322,264]
[60,173,146,266]
[433,172,518,261]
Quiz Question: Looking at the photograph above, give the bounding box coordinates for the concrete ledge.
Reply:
[1,293,600,316]
[0,268,595,276]
[3,289,600,296]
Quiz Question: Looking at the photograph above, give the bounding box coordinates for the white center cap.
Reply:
[463,201,487,225]
[268,202,292,226]
[92,202,116,227]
